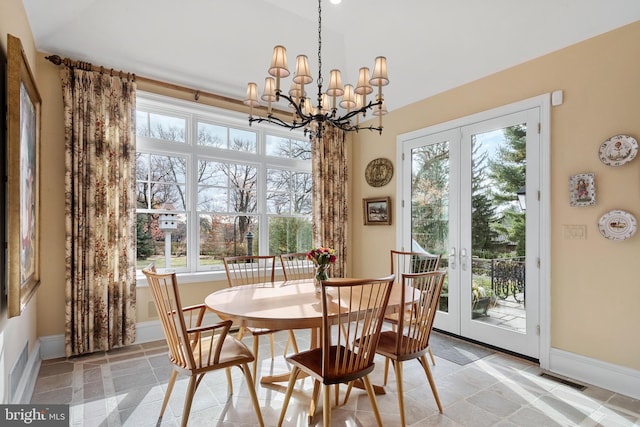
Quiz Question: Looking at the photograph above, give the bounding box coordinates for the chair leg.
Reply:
[269,333,275,359]
[342,381,354,405]
[383,357,390,385]
[309,380,321,425]
[225,367,233,395]
[283,330,300,356]
[362,375,384,427]
[252,336,260,383]
[241,363,265,427]
[180,375,198,427]
[160,369,178,419]
[289,330,299,353]
[323,384,332,427]
[419,355,443,413]
[277,366,301,427]
[394,361,406,427]
[428,345,436,365]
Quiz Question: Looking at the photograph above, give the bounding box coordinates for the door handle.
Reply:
[460,248,468,271]
[448,247,457,270]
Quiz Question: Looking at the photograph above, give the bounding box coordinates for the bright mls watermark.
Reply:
[0,405,68,426]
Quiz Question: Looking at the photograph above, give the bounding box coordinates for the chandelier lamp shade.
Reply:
[243,0,389,139]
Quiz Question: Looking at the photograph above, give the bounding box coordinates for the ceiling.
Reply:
[23,0,640,113]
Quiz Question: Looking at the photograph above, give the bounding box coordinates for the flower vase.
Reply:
[314,264,330,294]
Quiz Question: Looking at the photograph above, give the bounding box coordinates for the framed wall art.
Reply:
[0,38,6,314]
[7,34,42,317]
[569,173,595,207]
[363,197,391,225]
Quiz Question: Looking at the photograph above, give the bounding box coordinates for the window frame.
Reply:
[135,91,311,284]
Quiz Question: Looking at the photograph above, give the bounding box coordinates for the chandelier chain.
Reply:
[317,0,323,100]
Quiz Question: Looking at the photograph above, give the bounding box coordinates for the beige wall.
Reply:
[351,21,640,371]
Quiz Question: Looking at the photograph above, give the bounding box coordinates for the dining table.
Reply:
[204,277,409,388]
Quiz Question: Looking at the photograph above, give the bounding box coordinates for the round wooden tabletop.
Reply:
[205,278,405,331]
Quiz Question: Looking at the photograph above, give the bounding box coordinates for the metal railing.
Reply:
[490,256,526,303]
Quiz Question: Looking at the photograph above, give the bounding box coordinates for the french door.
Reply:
[399,106,541,358]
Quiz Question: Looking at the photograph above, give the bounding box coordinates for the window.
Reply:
[135,92,312,277]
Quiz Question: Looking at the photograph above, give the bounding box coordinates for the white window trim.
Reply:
[135,91,310,285]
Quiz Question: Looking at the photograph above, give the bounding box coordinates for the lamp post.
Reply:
[158,205,178,269]
[517,186,526,211]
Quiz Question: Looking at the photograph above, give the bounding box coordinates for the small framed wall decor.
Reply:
[363,197,391,225]
[569,173,595,207]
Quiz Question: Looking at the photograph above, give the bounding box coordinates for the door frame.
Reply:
[395,94,551,368]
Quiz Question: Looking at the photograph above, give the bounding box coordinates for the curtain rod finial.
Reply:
[45,55,63,65]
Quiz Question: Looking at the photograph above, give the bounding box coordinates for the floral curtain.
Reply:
[311,127,348,277]
[61,67,137,357]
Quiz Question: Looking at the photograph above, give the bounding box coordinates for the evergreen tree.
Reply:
[470,138,499,256]
[488,124,527,255]
[136,214,155,259]
[489,125,526,204]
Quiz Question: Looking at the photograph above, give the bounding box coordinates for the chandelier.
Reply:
[243,0,389,139]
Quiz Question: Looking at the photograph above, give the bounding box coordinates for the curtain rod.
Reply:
[45,54,287,116]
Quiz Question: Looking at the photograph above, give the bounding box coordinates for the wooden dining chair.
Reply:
[277,274,395,427]
[391,249,441,277]
[386,249,441,368]
[372,271,446,426]
[280,252,316,281]
[223,255,298,381]
[142,264,264,427]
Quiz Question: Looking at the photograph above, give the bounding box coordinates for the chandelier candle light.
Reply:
[244,0,389,139]
[307,247,337,293]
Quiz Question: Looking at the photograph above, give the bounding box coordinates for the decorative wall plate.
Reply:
[598,210,637,241]
[365,158,393,187]
[569,173,596,207]
[598,134,638,166]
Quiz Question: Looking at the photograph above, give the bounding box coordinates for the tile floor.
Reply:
[31,330,640,426]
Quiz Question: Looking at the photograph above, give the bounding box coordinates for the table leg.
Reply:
[260,328,318,385]
[351,379,386,395]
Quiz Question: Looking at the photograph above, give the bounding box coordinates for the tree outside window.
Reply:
[135,93,311,273]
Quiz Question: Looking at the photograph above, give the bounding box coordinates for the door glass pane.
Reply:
[411,141,449,312]
[470,125,526,332]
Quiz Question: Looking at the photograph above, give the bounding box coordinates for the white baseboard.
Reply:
[135,313,221,344]
[39,334,65,361]
[549,348,640,399]
[39,313,222,360]
[134,319,166,344]
[13,340,42,404]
